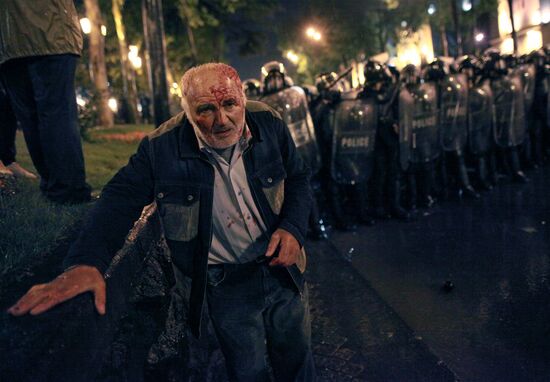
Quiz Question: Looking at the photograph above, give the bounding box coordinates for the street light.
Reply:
[427,3,436,15]
[286,50,300,65]
[462,0,472,12]
[305,27,322,42]
[475,33,485,42]
[80,18,91,34]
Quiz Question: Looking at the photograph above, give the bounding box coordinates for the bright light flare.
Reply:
[427,3,436,15]
[462,0,472,12]
[108,97,118,113]
[76,95,86,107]
[475,33,485,42]
[128,45,142,69]
[80,18,91,34]
[305,27,322,41]
[286,50,299,65]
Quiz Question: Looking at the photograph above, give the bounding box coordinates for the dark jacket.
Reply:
[63,101,312,337]
[0,0,83,65]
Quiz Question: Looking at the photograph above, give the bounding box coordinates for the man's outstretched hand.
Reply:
[265,228,301,267]
[7,265,106,316]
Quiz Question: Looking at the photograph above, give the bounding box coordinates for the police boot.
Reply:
[389,180,410,221]
[488,151,499,186]
[373,180,390,219]
[418,165,435,208]
[438,155,450,200]
[408,172,418,210]
[509,147,529,183]
[330,183,356,231]
[457,155,480,199]
[476,156,493,191]
[357,183,376,226]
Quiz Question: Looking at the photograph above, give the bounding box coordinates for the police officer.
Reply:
[457,55,495,190]
[242,78,262,101]
[483,51,529,183]
[424,59,480,199]
[402,64,437,209]
[261,61,328,238]
[365,60,410,220]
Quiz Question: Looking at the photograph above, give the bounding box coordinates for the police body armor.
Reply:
[401,82,439,164]
[490,75,526,147]
[439,73,469,153]
[330,89,377,184]
[468,81,493,156]
[515,64,536,114]
[260,86,321,173]
[397,86,414,171]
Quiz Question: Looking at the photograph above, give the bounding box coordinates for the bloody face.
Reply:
[185,68,246,149]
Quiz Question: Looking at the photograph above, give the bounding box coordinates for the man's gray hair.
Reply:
[180,62,244,113]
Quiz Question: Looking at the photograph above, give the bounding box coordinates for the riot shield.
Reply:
[408,82,439,164]
[468,82,493,155]
[260,86,322,173]
[439,74,469,153]
[398,87,414,172]
[330,90,377,184]
[491,76,526,147]
[515,64,536,114]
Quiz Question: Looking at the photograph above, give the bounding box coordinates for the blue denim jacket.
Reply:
[64,101,313,337]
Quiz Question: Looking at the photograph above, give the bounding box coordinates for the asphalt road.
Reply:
[328,166,550,382]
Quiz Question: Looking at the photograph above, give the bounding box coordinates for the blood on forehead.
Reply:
[206,67,243,104]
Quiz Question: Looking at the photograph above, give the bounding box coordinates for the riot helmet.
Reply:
[502,54,518,69]
[457,55,480,83]
[527,49,546,68]
[261,61,286,94]
[422,58,447,82]
[243,78,262,99]
[482,50,507,78]
[401,64,419,86]
[363,60,395,102]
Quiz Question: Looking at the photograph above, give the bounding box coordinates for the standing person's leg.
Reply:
[27,54,90,202]
[1,59,49,189]
[0,85,17,167]
[0,84,37,179]
[263,266,315,382]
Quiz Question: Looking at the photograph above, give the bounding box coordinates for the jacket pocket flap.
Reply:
[155,184,200,206]
[256,163,287,188]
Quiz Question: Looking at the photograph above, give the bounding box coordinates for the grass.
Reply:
[1,124,154,276]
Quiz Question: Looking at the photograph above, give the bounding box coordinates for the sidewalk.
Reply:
[306,239,457,381]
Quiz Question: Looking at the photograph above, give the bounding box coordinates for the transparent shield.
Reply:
[330,90,377,184]
[260,86,321,173]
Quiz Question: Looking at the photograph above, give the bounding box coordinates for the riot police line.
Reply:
[242,49,550,237]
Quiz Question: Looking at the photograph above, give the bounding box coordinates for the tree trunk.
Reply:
[507,0,518,53]
[85,0,114,127]
[112,0,139,124]
[450,0,463,56]
[439,23,449,57]
[180,2,199,64]
[142,0,170,127]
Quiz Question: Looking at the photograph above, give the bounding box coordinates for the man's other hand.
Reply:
[7,265,106,316]
[265,228,300,268]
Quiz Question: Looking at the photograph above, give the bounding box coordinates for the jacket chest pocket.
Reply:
[156,185,200,242]
[256,163,286,215]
